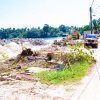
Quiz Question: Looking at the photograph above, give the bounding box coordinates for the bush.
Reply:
[54,46,95,67]
[35,61,94,84]
[35,47,95,84]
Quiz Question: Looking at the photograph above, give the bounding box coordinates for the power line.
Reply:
[91,0,100,10]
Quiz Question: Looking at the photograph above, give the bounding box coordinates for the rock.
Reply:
[35,55,46,60]
[9,71,17,78]
[26,67,50,73]
[16,74,22,80]
[15,73,39,81]
[14,48,34,63]
[0,77,6,81]
[48,60,57,64]
[47,52,54,61]
[27,56,35,61]
[55,62,65,70]
[13,65,21,70]
[21,74,34,80]
[8,58,15,61]
[21,48,33,56]
[53,97,64,100]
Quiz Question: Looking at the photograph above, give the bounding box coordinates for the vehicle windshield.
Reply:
[86,35,97,38]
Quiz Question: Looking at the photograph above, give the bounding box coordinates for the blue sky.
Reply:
[0,0,100,28]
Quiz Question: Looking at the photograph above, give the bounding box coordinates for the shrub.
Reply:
[54,45,95,67]
[35,46,95,84]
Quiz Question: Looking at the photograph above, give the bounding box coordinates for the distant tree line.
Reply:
[0,18,100,39]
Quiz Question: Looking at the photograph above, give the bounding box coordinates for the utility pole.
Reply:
[89,0,94,34]
[90,7,92,34]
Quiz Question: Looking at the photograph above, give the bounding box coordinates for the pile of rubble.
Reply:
[0,38,50,60]
[0,38,48,46]
[0,47,65,81]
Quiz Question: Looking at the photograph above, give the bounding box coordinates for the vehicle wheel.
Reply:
[92,44,94,48]
[84,43,87,48]
[95,44,98,48]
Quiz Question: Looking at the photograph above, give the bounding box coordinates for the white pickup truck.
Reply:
[84,34,98,48]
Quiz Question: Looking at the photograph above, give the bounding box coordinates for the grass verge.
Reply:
[35,61,94,84]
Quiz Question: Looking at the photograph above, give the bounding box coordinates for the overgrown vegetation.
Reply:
[35,46,95,84]
[35,61,93,84]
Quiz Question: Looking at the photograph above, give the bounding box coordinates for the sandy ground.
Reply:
[0,80,77,100]
[0,39,100,100]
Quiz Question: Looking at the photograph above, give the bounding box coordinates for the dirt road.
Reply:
[71,43,100,100]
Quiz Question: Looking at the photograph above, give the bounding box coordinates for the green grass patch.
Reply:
[35,61,94,84]
[68,41,84,48]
